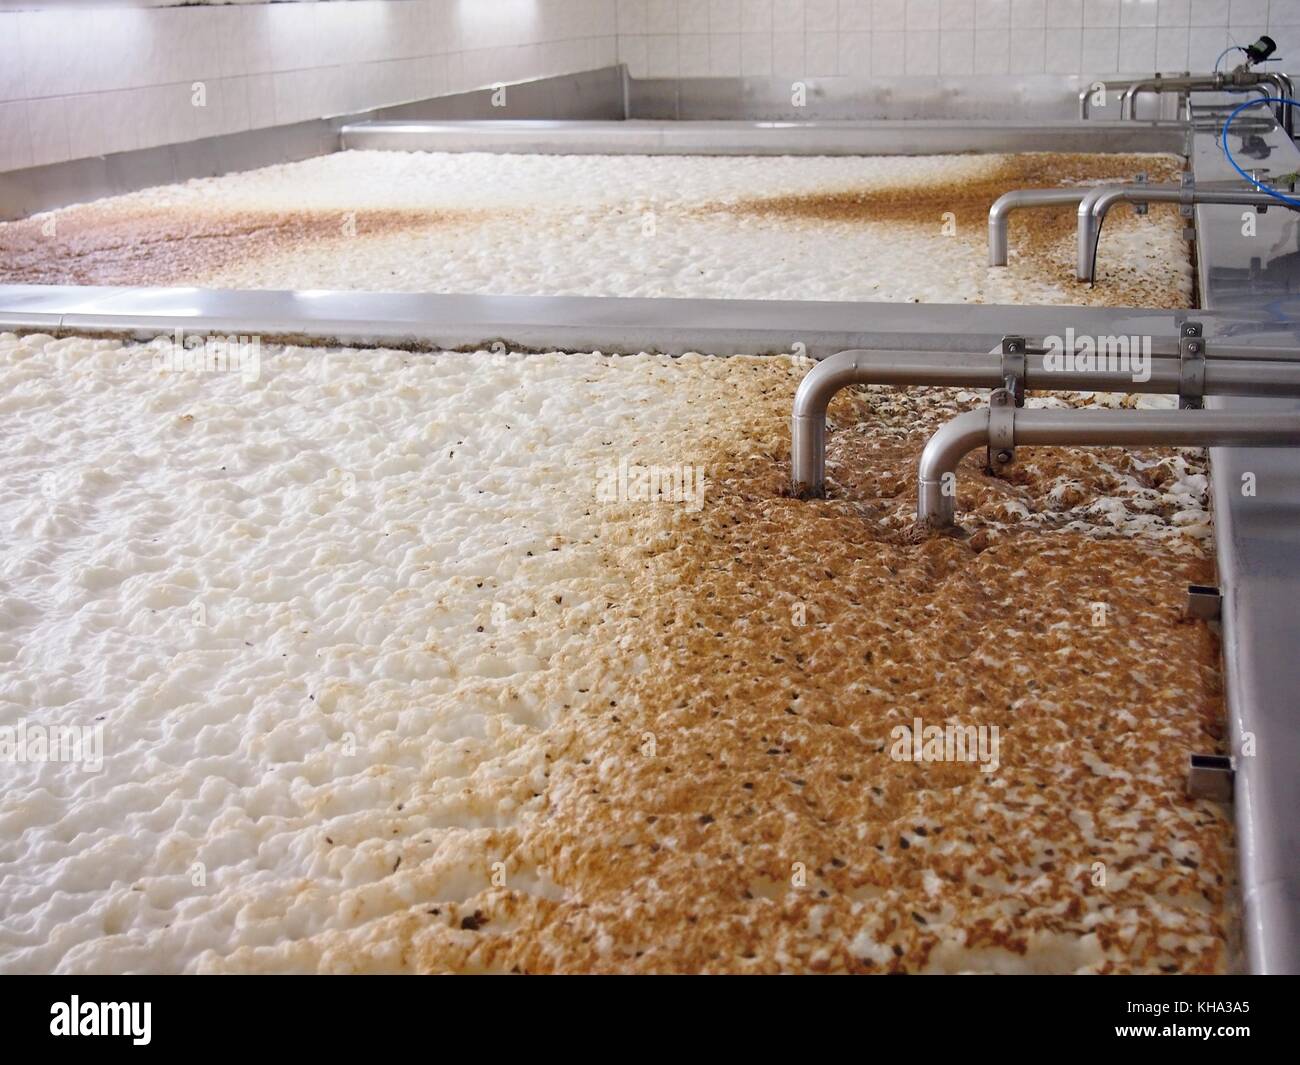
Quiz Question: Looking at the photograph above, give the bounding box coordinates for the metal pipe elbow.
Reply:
[1076,185,1144,281]
[792,349,869,423]
[916,409,990,528]
[987,192,1023,267]
[1258,72,1293,131]
[1086,186,1133,219]
[1120,83,1146,119]
[990,189,1090,267]
[791,350,871,498]
[1076,187,1109,281]
[987,190,1022,225]
[791,349,999,497]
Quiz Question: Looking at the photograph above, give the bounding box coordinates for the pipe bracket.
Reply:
[987,387,1017,470]
[1180,172,1196,239]
[1180,321,1206,410]
[1186,583,1223,620]
[1179,170,1195,218]
[999,335,1027,406]
[1187,754,1235,802]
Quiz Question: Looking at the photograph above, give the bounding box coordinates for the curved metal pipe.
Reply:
[1119,70,1282,125]
[1256,71,1294,135]
[1086,69,1279,122]
[1275,72,1294,134]
[1119,72,1264,119]
[988,188,1092,266]
[791,347,1300,497]
[1079,79,1140,119]
[1120,74,1219,120]
[1077,183,1181,282]
[1077,183,1300,282]
[917,409,991,527]
[1226,81,1277,121]
[918,408,1300,527]
[1278,72,1294,135]
[791,349,998,497]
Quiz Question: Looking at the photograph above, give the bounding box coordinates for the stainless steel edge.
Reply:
[5,286,1300,358]
[1192,101,1300,975]
[0,67,627,221]
[339,118,1188,156]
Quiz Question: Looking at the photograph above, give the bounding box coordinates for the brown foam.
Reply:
[249,360,1232,975]
[0,204,481,287]
[695,153,1191,309]
[705,154,1177,224]
[2,153,1190,308]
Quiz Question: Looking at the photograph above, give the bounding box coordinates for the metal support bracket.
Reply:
[999,335,1027,406]
[986,387,1016,472]
[1187,753,1235,802]
[1186,583,1223,620]
[1133,171,1149,215]
[1250,169,1272,213]
[1179,320,1205,410]
[1179,171,1196,240]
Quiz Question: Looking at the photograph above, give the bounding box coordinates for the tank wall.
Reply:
[613,0,1300,82]
[0,1,618,174]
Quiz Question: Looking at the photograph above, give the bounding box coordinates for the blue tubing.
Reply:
[1221,97,1300,209]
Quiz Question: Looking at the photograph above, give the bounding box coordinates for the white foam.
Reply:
[22,150,1192,304]
[0,333,1224,972]
[0,333,723,972]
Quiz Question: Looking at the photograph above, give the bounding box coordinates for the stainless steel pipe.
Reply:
[918,408,1300,527]
[791,350,999,497]
[1078,78,1141,120]
[792,347,1300,497]
[1258,71,1295,135]
[1077,72,1266,120]
[1076,183,1300,282]
[1121,75,1216,119]
[988,188,1092,267]
[1119,69,1291,132]
[1120,72,1251,118]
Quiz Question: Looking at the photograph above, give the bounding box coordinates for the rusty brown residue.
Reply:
[706,153,1179,224]
[699,153,1192,308]
[0,152,1189,306]
[0,204,478,287]
[273,360,1231,975]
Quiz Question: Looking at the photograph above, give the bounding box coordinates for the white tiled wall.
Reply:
[9,0,1300,175]
[0,1,617,173]
[616,0,1300,79]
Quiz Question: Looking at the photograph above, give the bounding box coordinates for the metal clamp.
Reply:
[987,387,1016,471]
[1248,169,1272,213]
[1133,171,1149,215]
[999,335,1027,407]
[1179,320,1205,410]
[1186,583,1223,620]
[1187,753,1235,802]
[1179,171,1196,240]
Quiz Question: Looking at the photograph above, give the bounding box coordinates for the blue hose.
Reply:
[1215,45,1247,72]
[1220,96,1300,209]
